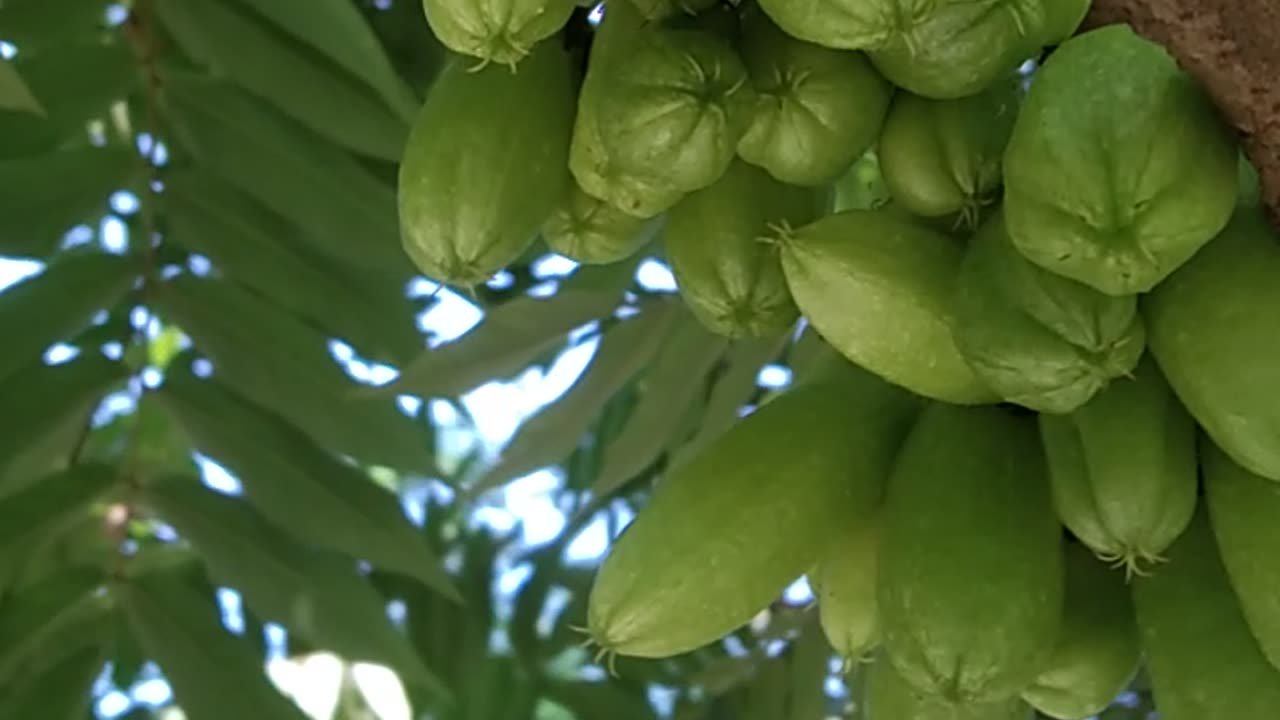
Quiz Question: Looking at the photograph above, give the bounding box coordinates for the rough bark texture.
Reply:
[1081,0,1280,230]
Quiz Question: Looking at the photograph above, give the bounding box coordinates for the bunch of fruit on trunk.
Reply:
[399,0,1278,717]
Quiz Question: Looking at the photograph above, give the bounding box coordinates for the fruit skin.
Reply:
[812,514,881,665]
[1131,506,1280,720]
[878,76,1020,225]
[950,210,1144,413]
[1022,543,1141,720]
[586,357,922,659]
[1038,357,1197,575]
[864,652,1034,720]
[1204,440,1280,672]
[1003,24,1238,296]
[865,0,1071,100]
[627,0,717,21]
[879,403,1063,703]
[1143,206,1280,481]
[568,7,756,219]
[736,8,892,187]
[419,0,576,68]
[664,159,827,338]
[398,41,573,287]
[543,183,659,265]
[778,208,997,404]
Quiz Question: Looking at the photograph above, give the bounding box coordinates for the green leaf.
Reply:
[671,333,790,467]
[0,642,106,719]
[164,170,422,364]
[382,260,639,398]
[155,364,460,602]
[240,0,420,120]
[153,273,433,474]
[592,312,727,498]
[468,300,680,496]
[118,570,310,720]
[742,653,792,720]
[0,353,129,492]
[0,569,107,684]
[0,0,109,53]
[545,680,660,720]
[0,41,136,158]
[786,616,832,720]
[139,475,454,701]
[0,59,43,115]
[155,0,408,160]
[0,463,117,560]
[0,250,138,383]
[0,146,136,257]
[162,72,410,273]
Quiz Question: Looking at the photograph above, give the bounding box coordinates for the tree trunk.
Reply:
[1081,1,1280,230]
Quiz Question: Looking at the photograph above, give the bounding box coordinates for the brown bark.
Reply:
[1082,0,1280,230]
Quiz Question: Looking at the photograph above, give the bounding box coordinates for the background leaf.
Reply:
[469,300,680,496]
[161,72,410,273]
[0,250,137,383]
[0,146,136,257]
[155,0,408,160]
[0,59,44,115]
[156,363,459,601]
[118,570,311,720]
[153,273,434,474]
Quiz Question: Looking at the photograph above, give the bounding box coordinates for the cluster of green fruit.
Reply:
[398,0,1280,717]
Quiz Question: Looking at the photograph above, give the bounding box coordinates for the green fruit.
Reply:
[865,1,1074,99]
[398,42,573,287]
[778,208,997,404]
[627,0,717,21]
[1132,507,1280,720]
[878,76,1020,226]
[865,651,1034,720]
[1003,24,1239,296]
[543,183,659,264]
[569,11,756,218]
[665,159,826,338]
[812,514,881,665]
[1038,357,1197,574]
[419,0,576,67]
[1022,543,1140,720]
[736,8,892,187]
[950,210,1144,413]
[586,358,921,659]
[1204,440,1280,672]
[879,403,1062,703]
[1144,207,1280,481]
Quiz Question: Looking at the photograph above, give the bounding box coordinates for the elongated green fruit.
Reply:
[1132,507,1280,720]
[569,10,756,218]
[737,7,891,187]
[813,514,880,665]
[1144,207,1280,481]
[1004,25,1238,296]
[420,0,576,68]
[878,76,1020,225]
[1022,543,1140,720]
[1039,357,1196,575]
[865,0,1077,100]
[587,358,921,658]
[879,403,1062,703]
[1204,440,1280,672]
[543,183,658,265]
[865,652,1033,720]
[778,208,997,404]
[399,40,574,287]
[665,159,826,338]
[628,0,718,20]
[950,211,1145,413]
